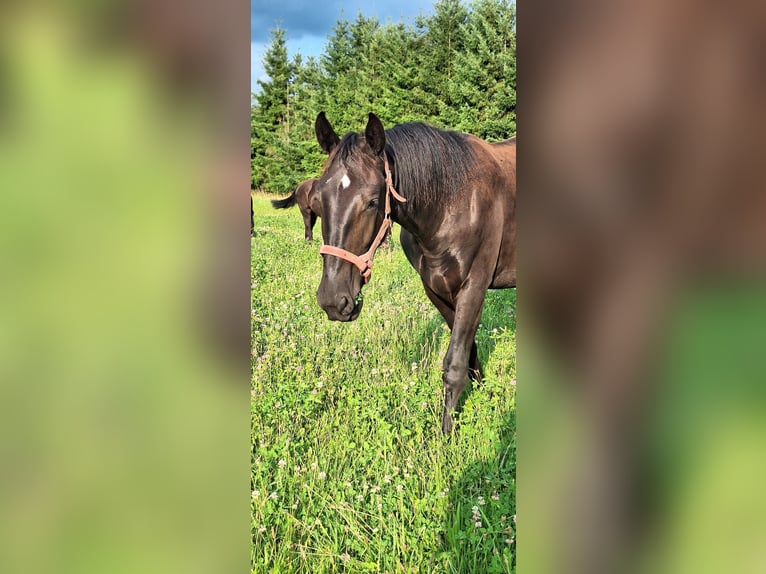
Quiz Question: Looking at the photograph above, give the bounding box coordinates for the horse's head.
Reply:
[313,112,388,322]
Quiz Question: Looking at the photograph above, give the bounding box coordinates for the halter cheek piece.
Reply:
[319,152,406,284]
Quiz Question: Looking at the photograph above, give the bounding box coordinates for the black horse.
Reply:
[312,112,516,433]
[271,178,320,241]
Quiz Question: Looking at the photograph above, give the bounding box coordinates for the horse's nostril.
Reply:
[338,295,353,316]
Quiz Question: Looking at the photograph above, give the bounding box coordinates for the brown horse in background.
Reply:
[312,112,516,433]
[271,178,320,241]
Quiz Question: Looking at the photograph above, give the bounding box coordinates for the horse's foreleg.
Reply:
[441,287,487,433]
[469,343,483,384]
[301,207,314,241]
[422,285,481,374]
[308,211,318,241]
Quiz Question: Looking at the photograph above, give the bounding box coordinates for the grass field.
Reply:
[251,195,516,573]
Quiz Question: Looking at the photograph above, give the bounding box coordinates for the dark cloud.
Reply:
[251,0,434,43]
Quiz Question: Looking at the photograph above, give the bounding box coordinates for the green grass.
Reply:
[251,195,516,573]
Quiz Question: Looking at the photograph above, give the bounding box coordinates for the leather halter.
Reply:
[319,152,406,284]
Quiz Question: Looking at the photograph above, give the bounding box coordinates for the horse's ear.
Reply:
[315,112,340,154]
[365,113,386,156]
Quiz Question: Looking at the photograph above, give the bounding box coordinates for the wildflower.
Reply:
[421,401,428,409]
[370,485,381,494]
[258,526,266,534]
[344,481,352,489]
[411,362,418,371]
[492,492,500,501]
[311,389,318,395]
[383,475,392,484]
[317,380,324,388]
[340,553,351,564]
[396,484,404,492]
[318,471,327,480]
[251,490,260,498]
[475,521,482,528]
[513,514,517,523]
[278,459,286,468]
[310,462,317,470]
[356,494,364,501]
[269,491,278,500]
[511,378,516,386]
[506,538,514,545]
[477,496,486,506]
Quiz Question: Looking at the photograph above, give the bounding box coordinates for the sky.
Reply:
[252,0,436,94]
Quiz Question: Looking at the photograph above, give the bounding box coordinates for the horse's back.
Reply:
[488,136,516,173]
[483,136,516,288]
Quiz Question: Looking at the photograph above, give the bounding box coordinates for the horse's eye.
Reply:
[366,199,379,210]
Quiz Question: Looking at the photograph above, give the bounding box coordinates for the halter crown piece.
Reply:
[319,152,407,284]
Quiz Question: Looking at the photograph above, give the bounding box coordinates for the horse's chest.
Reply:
[420,252,465,298]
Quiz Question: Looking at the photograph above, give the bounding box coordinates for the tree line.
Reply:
[252,0,516,194]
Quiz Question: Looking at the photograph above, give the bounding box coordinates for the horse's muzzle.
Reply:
[318,291,363,322]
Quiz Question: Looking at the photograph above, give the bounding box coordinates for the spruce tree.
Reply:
[252,26,297,193]
[450,0,516,139]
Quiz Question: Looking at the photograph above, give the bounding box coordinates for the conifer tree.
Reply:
[450,0,516,139]
[251,26,296,192]
[416,0,468,124]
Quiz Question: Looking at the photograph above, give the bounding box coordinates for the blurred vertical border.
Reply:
[0,1,251,573]
[518,0,766,573]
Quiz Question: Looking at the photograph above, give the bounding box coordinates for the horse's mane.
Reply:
[328,122,480,209]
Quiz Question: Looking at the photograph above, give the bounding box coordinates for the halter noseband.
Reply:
[319,152,406,284]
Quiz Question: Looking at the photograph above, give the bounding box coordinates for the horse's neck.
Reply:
[391,201,436,247]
